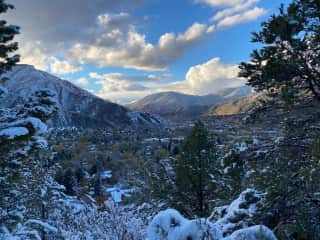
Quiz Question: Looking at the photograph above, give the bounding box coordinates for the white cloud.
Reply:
[95,75,149,96]
[19,43,49,71]
[6,0,143,48]
[195,0,244,8]
[183,57,244,95]
[50,57,82,74]
[91,72,173,102]
[12,0,265,73]
[211,0,259,21]
[89,72,171,82]
[75,77,89,86]
[196,0,265,29]
[18,44,83,74]
[93,57,245,103]
[16,10,216,72]
[217,7,266,28]
[67,21,214,71]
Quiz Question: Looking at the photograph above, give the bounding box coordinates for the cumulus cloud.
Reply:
[18,43,49,71]
[6,0,142,48]
[7,0,265,73]
[94,74,149,98]
[91,58,245,103]
[50,57,82,74]
[183,57,244,94]
[87,71,172,103]
[75,77,89,86]
[18,43,82,74]
[10,1,214,72]
[67,22,214,71]
[5,0,143,72]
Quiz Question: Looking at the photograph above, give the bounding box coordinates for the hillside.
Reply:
[205,93,263,116]
[1,65,162,129]
[127,86,253,120]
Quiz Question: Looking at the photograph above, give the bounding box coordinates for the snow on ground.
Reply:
[25,219,58,233]
[0,127,29,139]
[3,117,48,134]
[57,197,84,214]
[236,142,248,152]
[34,136,48,149]
[224,225,277,240]
[0,85,8,95]
[106,185,133,203]
[127,111,165,126]
[100,170,112,180]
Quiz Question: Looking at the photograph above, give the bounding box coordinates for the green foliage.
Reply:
[173,121,217,217]
[0,0,19,78]
[249,118,320,239]
[215,149,245,206]
[239,0,320,100]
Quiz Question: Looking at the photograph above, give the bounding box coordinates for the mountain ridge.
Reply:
[1,65,163,129]
[127,86,254,120]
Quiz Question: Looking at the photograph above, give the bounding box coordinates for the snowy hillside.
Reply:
[1,65,162,129]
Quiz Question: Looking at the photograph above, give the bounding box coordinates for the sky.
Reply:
[5,0,290,104]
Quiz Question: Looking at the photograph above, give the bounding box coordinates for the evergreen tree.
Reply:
[215,149,245,206]
[93,176,103,198]
[239,0,320,101]
[0,87,58,236]
[173,121,217,217]
[249,117,320,239]
[62,169,78,196]
[0,0,19,96]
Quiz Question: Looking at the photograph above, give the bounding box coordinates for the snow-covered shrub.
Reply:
[147,208,277,240]
[147,209,222,240]
[50,199,146,240]
[211,189,264,237]
[224,225,277,240]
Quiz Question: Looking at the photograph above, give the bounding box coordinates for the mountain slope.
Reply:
[1,65,162,129]
[205,93,262,116]
[127,86,253,120]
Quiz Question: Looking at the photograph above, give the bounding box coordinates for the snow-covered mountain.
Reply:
[1,65,163,129]
[127,86,253,120]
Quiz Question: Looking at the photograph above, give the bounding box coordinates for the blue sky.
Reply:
[6,0,290,103]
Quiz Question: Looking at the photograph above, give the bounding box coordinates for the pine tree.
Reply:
[0,0,19,96]
[239,0,320,101]
[0,89,58,236]
[215,149,245,206]
[249,117,320,239]
[62,169,78,196]
[173,121,217,217]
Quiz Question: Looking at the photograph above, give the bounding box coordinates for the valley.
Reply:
[2,64,320,239]
[1,0,320,239]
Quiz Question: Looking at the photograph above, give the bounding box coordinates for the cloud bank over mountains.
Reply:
[5,0,264,103]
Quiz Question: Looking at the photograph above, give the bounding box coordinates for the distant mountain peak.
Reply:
[127,86,253,120]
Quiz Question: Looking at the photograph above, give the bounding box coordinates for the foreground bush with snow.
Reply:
[224,225,277,240]
[147,208,277,240]
[147,209,221,240]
